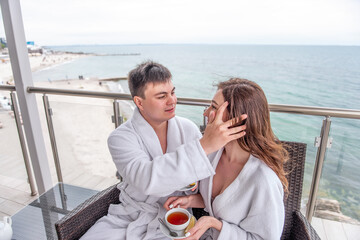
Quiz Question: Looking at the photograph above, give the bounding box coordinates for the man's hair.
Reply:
[128,61,172,98]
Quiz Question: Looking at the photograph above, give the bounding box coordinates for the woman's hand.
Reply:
[163,194,205,210]
[163,195,192,210]
[183,216,223,240]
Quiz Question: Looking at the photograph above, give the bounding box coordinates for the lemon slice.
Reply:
[185,216,196,234]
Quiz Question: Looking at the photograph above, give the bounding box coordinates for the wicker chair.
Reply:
[55,141,320,240]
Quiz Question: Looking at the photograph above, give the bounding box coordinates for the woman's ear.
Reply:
[133,96,143,110]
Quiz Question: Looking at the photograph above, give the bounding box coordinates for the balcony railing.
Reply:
[1,84,360,223]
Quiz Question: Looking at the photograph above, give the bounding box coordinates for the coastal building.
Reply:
[0,37,6,48]
[26,41,43,54]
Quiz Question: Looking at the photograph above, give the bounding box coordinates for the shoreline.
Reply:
[0,52,86,84]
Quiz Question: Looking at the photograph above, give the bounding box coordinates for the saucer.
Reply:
[179,183,196,191]
[159,222,186,239]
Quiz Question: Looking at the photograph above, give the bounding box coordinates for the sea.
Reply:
[33,44,360,221]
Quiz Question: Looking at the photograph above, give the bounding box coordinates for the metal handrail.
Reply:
[1,85,360,118]
[0,85,16,91]
[26,86,211,107]
[24,86,360,118]
[269,104,360,119]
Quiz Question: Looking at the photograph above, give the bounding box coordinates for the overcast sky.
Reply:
[1,0,360,46]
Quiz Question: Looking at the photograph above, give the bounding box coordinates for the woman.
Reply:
[164,78,288,240]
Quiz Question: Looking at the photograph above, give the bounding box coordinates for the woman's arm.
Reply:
[163,194,205,210]
[183,216,223,239]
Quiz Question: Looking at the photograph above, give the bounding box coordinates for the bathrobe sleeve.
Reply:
[108,124,215,198]
[215,173,284,240]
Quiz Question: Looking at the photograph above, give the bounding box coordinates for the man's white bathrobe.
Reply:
[199,149,285,240]
[81,108,215,240]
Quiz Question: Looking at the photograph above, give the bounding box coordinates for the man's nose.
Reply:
[168,95,177,104]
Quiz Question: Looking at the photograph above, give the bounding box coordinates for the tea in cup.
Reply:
[165,208,191,232]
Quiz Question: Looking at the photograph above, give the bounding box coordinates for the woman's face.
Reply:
[203,89,228,122]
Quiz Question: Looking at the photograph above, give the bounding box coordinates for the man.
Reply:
[81,61,245,240]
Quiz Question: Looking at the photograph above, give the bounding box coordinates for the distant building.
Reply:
[0,38,7,49]
[27,41,43,54]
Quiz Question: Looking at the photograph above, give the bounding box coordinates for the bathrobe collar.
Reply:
[205,149,256,216]
[131,107,182,158]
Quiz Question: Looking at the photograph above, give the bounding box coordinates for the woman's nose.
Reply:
[203,107,210,117]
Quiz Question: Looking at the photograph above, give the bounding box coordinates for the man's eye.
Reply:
[171,91,175,95]
[158,95,166,99]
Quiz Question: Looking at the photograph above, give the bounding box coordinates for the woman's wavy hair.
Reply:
[218,78,289,193]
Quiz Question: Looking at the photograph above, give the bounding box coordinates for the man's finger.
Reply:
[229,130,246,140]
[228,125,246,135]
[224,114,247,128]
[208,110,216,124]
[213,101,228,122]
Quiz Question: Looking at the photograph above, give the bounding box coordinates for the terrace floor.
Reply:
[1,172,360,240]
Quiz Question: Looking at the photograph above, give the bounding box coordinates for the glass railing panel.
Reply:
[0,11,12,86]
[1,14,33,196]
[44,95,120,191]
[176,104,207,129]
[270,112,324,214]
[314,117,360,224]
[0,91,33,194]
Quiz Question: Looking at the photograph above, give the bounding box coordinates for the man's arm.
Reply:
[108,130,214,197]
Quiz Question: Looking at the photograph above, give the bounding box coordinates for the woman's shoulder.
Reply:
[245,156,283,190]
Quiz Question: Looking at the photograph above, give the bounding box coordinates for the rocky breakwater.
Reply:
[314,198,360,225]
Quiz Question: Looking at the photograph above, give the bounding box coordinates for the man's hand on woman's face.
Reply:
[200,101,247,155]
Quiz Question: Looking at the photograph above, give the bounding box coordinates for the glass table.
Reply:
[11,183,98,240]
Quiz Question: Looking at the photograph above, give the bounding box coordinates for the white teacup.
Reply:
[165,208,191,232]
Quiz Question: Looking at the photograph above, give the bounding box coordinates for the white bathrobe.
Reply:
[81,108,215,240]
[199,149,285,240]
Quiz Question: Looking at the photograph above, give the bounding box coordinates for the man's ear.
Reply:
[133,96,143,110]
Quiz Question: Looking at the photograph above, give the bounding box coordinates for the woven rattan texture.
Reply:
[281,141,307,239]
[55,184,120,240]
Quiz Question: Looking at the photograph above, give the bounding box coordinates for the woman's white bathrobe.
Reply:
[81,108,215,240]
[199,149,285,240]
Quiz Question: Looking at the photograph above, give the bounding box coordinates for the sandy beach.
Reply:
[0,52,84,84]
[0,52,133,190]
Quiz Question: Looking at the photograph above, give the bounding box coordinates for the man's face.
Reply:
[135,80,177,126]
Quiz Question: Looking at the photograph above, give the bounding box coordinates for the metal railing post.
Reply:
[10,92,37,196]
[43,94,63,182]
[112,100,122,128]
[306,116,332,222]
[200,107,208,133]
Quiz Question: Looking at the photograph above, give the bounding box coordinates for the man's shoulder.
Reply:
[108,120,135,139]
